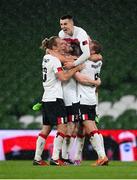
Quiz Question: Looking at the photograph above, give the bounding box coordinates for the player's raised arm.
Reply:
[73,31,90,66]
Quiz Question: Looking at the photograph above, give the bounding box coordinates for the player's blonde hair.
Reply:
[40,36,59,51]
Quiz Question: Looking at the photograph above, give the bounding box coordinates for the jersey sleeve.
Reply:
[58,30,64,39]
[53,57,63,74]
[74,30,90,66]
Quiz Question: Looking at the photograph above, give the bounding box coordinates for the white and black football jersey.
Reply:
[59,26,90,106]
[78,60,102,105]
[62,78,78,106]
[59,26,90,66]
[42,54,63,102]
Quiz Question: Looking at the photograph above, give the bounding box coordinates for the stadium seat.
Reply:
[112,101,127,114]
[19,115,35,128]
[120,95,136,105]
[35,115,42,124]
[104,109,122,119]
[127,101,137,111]
[98,101,112,117]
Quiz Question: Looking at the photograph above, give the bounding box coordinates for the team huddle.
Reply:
[33,15,109,166]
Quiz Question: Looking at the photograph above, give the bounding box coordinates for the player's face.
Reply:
[53,38,62,51]
[60,19,74,36]
[55,38,67,53]
[60,39,68,52]
[89,41,95,55]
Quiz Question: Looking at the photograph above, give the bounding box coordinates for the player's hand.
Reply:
[64,61,75,69]
[95,78,101,86]
[75,64,85,71]
[32,102,42,111]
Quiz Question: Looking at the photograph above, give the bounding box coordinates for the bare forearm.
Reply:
[57,65,83,81]
[77,76,97,86]
[63,66,81,81]
[74,72,101,86]
[73,48,90,66]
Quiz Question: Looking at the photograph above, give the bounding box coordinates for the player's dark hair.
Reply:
[60,14,73,21]
[70,41,82,56]
[91,40,102,54]
[40,36,58,50]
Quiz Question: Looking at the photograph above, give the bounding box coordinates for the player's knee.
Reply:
[57,124,67,134]
[88,130,100,137]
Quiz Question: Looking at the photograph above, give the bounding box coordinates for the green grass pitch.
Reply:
[0,160,137,179]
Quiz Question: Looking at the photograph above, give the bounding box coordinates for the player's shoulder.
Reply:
[91,60,103,67]
[74,26,89,41]
[58,30,65,38]
[43,54,52,60]
[43,54,60,62]
[74,26,88,35]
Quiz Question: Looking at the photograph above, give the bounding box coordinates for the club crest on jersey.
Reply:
[82,40,88,45]
[44,58,50,63]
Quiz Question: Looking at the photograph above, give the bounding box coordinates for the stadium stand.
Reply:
[128,101,137,111]
[0,0,137,129]
[18,94,137,129]
[98,102,112,117]
[104,109,121,120]
[34,115,42,124]
[112,102,127,115]
[19,115,34,128]
[120,95,136,105]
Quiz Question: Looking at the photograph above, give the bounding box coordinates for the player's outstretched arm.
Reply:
[56,64,84,81]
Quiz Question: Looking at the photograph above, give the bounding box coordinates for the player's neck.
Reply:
[68,27,74,36]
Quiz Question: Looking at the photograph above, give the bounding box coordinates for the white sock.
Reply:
[34,134,46,161]
[52,133,64,160]
[67,136,75,159]
[99,133,106,156]
[90,133,105,159]
[62,135,75,159]
[74,136,85,160]
[62,136,70,159]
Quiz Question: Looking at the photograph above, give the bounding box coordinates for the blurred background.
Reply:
[0,0,137,161]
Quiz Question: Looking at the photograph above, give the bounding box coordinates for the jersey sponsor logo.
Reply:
[57,67,63,72]
[82,40,88,45]
[63,38,79,43]
[91,62,102,69]
[123,143,131,152]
